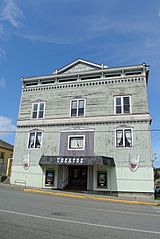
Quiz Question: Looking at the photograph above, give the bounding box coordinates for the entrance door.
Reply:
[69,166,87,190]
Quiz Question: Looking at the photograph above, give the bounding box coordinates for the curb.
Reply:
[24,188,160,206]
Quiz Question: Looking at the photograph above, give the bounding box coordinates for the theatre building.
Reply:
[11,59,154,199]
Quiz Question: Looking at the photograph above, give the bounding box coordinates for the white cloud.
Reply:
[16,32,76,45]
[0,116,16,135]
[0,0,24,28]
[0,77,5,87]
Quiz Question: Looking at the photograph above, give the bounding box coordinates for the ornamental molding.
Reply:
[22,77,145,93]
[17,119,150,129]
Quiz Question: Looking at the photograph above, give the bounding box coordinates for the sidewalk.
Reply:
[23,187,160,206]
[1,182,159,206]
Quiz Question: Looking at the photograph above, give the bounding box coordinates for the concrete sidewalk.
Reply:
[23,187,160,206]
[1,183,159,206]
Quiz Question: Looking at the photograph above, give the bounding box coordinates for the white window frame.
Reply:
[27,131,43,149]
[68,135,85,150]
[70,99,86,117]
[114,95,131,114]
[115,128,133,148]
[31,102,46,119]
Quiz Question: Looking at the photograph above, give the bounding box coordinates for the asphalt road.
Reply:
[0,185,160,239]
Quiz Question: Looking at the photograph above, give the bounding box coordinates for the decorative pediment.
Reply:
[53,59,108,75]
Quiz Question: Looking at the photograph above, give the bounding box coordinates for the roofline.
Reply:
[21,63,149,82]
[53,58,108,74]
[0,139,14,150]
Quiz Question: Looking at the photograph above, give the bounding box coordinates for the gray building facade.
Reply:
[11,59,154,199]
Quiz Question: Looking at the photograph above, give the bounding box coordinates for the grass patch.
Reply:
[155,195,160,200]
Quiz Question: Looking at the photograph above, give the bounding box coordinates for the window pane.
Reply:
[71,100,77,116]
[115,97,122,114]
[123,97,129,105]
[78,108,84,116]
[116,97,121,106]
[38,103,44,118]
[39,103,44,111]
[38,110,44,118]
[71,100,77,109]
[116,106,122,114]
[78,100,84,116]
[116,130,123,147]
[33,104,38,111]
[125,129,132,147]
[79,100,84,108]
[123,97,130,113]
[71,109,77,116]
[124,104,130,113]
[32,103,38,118]
[35,132,42,148]
[32,111,37,119]
[28,133,35,148]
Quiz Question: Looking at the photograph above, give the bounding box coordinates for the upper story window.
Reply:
[0,152,5,160]
[114,96,131,114]
[70,99,85,117]
[28,131,43,149]
[68,135,85,150]
[116,129,132,147]
[32,102,45,119]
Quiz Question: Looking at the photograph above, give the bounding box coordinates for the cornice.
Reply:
[22,76,146,93]
[17,114,151,128]
[22,64,147,81]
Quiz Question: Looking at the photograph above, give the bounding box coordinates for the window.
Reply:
[32,102,45,119]
[70,99,85,117]
[28,131,42,148]
[114,96,131,114]
[116,129,132,147]
[97,172,107,188]
[0,152,5,160]
[45,170,54,186]
[68,135,85,150]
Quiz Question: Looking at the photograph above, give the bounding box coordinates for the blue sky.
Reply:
[0,0,160,166]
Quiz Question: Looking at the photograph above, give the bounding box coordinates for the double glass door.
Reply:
[69,166,87,190]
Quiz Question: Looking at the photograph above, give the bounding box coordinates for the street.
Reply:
[0,185,160,239]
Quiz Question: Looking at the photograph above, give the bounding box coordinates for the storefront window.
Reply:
[45,170,55,186]
[97,171,107,188]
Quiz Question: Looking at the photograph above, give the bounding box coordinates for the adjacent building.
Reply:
[0,139,13,178]
[11,59,154,199]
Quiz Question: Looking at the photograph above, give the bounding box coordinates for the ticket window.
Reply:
[97,171,107,188]
[45,170,55,186]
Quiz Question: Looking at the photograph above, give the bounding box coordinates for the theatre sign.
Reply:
[56,157,84,164]
[39,155,114,166]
